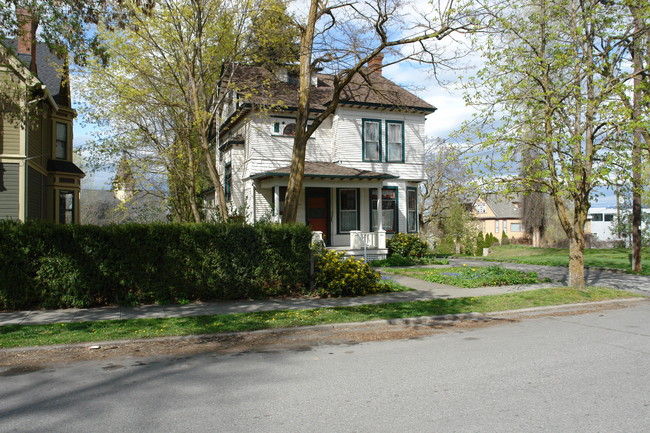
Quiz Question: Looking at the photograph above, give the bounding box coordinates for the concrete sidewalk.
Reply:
[0,269,556,326]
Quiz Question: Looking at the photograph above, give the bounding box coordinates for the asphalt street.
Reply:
[2,302,649,433]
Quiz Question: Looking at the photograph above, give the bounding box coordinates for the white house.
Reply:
[206,58,435,258]
[588,206,649,246]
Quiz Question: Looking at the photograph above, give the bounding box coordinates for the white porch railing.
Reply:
[349,230,386,250]
[311,231,324,245]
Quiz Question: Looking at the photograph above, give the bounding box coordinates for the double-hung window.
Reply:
[407,187,417,232]
[58,190,74,224]
[386,121,404,162]
[55,122,68,160]
[370,187,398,233]
[338,188,359,233]
[363,119,381,162]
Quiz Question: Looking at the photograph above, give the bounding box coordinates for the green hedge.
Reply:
[0,221,312,310]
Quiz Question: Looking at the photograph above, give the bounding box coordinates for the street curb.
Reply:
[2,297,647,354]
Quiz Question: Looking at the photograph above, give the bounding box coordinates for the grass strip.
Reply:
[483,245,650,275]
[0,287,642,349]
[385,265,545,287]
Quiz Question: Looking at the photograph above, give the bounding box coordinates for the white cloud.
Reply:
[384,61,475,139]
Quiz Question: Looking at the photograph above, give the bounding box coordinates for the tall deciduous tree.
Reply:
[464,0,639,288]
[281,0,480,223]
[80,0,291,221]
[419,137,474,238]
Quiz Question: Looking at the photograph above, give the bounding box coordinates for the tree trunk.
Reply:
[282,0,318,224]
[568,231,586,289]
[532,227,541,248]
[630,6,644,273]
[186,140,202,223]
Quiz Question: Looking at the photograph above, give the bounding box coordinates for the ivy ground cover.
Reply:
[390,265,546,288]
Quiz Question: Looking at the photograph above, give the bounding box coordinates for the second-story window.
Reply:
[363,119,381,162]
[56,122,68,160]
[386,121,404,162]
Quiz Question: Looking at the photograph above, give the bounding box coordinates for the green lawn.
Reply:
[386,265,546,287]
[0,287,641,349]
[484,245,650,274]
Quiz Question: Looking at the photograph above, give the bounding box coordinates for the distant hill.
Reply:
[80,189,168,225]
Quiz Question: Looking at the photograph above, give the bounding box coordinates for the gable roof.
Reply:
[476,194,522,219]
[225,65,436,115]
[2,39,69,107]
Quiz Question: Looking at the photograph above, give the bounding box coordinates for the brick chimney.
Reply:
[368,53,384,76]
[16,8,38,74]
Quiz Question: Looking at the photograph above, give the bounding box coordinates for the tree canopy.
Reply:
[462,0,649,287]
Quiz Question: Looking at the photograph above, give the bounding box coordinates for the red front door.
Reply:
[306,188,329,243]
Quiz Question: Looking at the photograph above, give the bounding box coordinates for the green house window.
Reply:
[407,187,417,232]
[386,121,404,162]
[370,187,398,233]
[337,188,359,233]
[362,119,381,162]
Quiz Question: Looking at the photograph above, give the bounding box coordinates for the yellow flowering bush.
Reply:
[313,249,382,297]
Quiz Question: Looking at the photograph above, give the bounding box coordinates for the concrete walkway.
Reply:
[0,260,645,326]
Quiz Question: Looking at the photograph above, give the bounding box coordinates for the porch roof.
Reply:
[249,162,398,181]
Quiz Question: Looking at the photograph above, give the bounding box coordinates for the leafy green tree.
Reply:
[464,0,642,287]
[281,0,481,223]
[79,0,293,221]
[441,199,477,255]
[419,137,475,239]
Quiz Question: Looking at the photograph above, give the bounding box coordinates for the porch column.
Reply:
[376,187,383,231]
[376,187,386,249]
[274,186,281,222]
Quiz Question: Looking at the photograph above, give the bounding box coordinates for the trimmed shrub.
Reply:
[387,233,429,259]
[312,248,382,297]
[370,253,415,267]
[0,221,311,310]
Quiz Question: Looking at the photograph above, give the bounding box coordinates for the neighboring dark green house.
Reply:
[0,11,84,223]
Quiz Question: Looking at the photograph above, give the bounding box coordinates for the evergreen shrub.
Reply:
[0,221,311,310]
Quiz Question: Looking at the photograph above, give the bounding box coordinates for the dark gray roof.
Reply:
[226,65,436,114]
[3,39,68,106]
[250,161,398,181]
[480,194,522,219]
[47,159,85,176]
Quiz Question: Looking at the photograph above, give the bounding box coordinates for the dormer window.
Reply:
[273,118,311,137]
[55,122,68,160]
[282,123,296,136]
